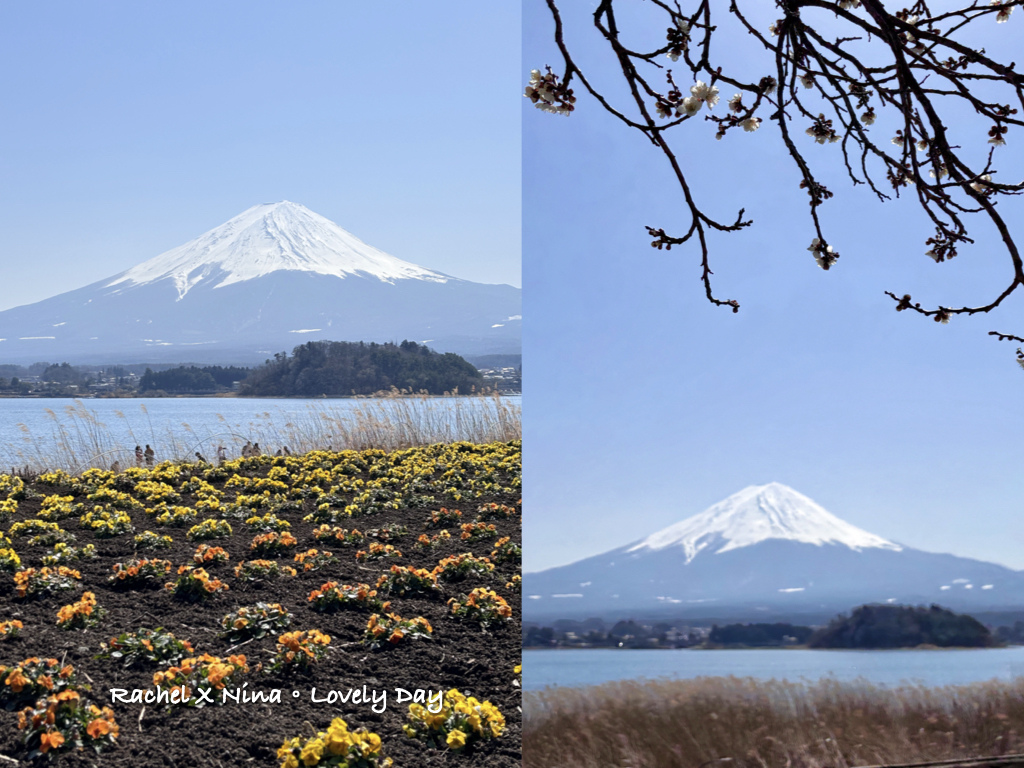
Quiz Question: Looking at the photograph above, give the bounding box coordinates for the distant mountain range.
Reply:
[0,202,521,364]
[524,482,1024,621]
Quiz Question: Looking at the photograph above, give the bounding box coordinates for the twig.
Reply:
[223,637,255,655]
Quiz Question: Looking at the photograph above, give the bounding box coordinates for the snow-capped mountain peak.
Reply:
[106,201,448,299]
[627,482,902,563]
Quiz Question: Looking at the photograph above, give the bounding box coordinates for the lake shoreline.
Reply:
[522,645,1024,691]
[0,392,519,400]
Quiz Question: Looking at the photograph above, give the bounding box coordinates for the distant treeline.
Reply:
[237,340,484,397]
[0,362,251,397]
[0,342,491,398]
[523,618,706,649]
[139,366,251,394]
[709,622,814,647]
[525,604,998,650]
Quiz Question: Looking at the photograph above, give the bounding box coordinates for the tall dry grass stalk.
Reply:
[1,392,520,473]
[524,676,1024,768]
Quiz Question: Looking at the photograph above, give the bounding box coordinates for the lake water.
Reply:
[523,646,1024,690]
[0,395,520,470]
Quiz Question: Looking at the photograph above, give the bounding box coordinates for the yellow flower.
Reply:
[446,729,467,749]
[299,738,324,766]
[324,729,350,756]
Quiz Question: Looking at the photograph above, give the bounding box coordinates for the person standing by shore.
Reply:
[144,445,154,467]
[135,445,143,467]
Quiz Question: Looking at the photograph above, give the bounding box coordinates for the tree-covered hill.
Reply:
[810,604,995,649]
[237,340,484,396]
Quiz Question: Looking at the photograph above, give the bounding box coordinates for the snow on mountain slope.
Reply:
[627,482,902,562]
[524,482,1024,621]
[0,202,520,362]
[106,201,448,300]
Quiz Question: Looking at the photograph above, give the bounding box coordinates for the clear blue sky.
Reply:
[523,2,1024,571]
[0,2,521,312]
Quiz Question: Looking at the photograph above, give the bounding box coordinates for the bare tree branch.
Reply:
[527,0,1024,361]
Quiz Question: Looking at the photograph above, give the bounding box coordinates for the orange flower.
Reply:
[86,719,112,738]
[6,670,28,692]
[206,662,233,688]
[39,730,65,753]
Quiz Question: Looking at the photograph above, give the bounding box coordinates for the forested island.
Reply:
[237,340,484,396]
[809,604,995,649]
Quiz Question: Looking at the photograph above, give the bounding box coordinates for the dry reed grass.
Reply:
[1,392,521,473]
[524,676,1024,768]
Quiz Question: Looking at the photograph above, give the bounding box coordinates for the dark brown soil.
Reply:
[0,448,521,767]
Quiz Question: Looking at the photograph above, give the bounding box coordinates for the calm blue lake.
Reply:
[0,395,520,470]
[523,646,1024,690]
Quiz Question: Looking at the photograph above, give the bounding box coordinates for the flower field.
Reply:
[0,441,521,766]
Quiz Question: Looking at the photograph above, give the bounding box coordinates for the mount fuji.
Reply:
[524,482,1024,621]
[0,202,521,363]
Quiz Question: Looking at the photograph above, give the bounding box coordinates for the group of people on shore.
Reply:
[109,441,294,473]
